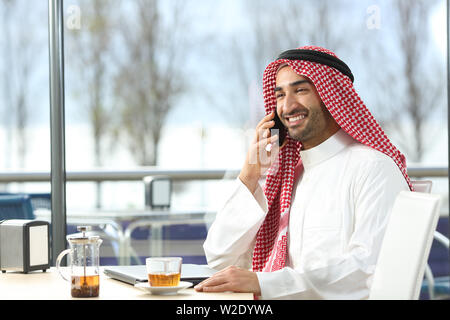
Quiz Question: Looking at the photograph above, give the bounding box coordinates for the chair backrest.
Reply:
[411,180,433,193]
[0,192,51,210]
[0,195,35,220]
[369,191,441,300]
[28,193,51,210]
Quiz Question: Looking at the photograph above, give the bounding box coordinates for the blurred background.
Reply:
[0,0,447,298]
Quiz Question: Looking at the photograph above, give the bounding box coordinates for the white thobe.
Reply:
[203,129,410,299]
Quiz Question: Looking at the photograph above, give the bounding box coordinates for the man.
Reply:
[194,46,412,299]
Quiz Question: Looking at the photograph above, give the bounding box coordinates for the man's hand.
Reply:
[239,111,284,194]
[194,266,261,296]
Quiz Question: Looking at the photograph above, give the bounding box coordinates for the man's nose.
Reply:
[280,92,300,115]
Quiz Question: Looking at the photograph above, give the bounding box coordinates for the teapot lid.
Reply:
[67,226,101,244]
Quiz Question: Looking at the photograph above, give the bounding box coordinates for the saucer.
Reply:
[134,281,193,295]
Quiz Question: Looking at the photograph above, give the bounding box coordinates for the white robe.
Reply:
[203,129,410,299]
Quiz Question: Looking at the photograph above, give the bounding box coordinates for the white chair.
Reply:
[411,180,449,299]
[369,191,442,300]
[411,180,433,193]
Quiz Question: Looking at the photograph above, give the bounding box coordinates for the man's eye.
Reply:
[276,93,284,99]
[296,88,306,93]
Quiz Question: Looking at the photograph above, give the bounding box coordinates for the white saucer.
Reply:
[134,281,193,295]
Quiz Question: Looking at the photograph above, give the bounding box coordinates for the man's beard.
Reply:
[288,106,323,143]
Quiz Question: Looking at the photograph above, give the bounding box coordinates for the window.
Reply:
[1,0,447,270]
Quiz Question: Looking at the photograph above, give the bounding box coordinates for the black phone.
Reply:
[272,111,287,146]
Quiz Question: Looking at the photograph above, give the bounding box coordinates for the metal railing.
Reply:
[0,166,447,182]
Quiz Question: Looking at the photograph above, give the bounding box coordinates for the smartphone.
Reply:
[272,111,287,146]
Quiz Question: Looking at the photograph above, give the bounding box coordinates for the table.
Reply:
[35,209,217,265]
[0,267,252,300]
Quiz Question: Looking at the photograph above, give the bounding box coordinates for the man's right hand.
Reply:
[238,111,285,194]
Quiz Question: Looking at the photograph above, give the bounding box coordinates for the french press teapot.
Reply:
[56,226,103,298]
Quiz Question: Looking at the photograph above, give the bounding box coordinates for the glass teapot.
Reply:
[56,226,103,298]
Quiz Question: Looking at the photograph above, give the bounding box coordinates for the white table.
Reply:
[0,267,251,300]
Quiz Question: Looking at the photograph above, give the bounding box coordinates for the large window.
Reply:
[0,0,447,269]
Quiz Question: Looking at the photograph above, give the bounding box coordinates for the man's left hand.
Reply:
[194,265,261,295]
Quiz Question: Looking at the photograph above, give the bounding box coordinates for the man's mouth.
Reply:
[285,113,307,127]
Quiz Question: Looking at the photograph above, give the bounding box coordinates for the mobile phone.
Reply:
[272,111,287,146]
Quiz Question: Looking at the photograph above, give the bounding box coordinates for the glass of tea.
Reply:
[146,257,182,287]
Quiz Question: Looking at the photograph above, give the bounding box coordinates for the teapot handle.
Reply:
[56,249,72,282]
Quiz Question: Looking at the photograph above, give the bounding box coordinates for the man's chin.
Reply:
[288,128,307,142]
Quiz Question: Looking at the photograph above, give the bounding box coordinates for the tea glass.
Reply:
[146,257,182,287]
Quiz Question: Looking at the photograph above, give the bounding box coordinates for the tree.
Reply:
[113,0,192,166]
[367,0,444,163]
[65,0,117,208]
[66,0,115,168]
[0,0,43,168]
[393,0,444,163]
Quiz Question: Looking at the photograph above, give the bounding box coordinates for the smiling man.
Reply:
[195,46,413,299]
[274,67,340,149]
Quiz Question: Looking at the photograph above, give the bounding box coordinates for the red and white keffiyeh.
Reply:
[252,45,413,273]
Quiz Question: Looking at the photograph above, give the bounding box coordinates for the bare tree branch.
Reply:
[1,0,42,168]
[66,0,115,168]
[113,0,192,166]
[369,0,444,162]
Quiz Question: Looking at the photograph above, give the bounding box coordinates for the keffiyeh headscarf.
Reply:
[252,45,413,273]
